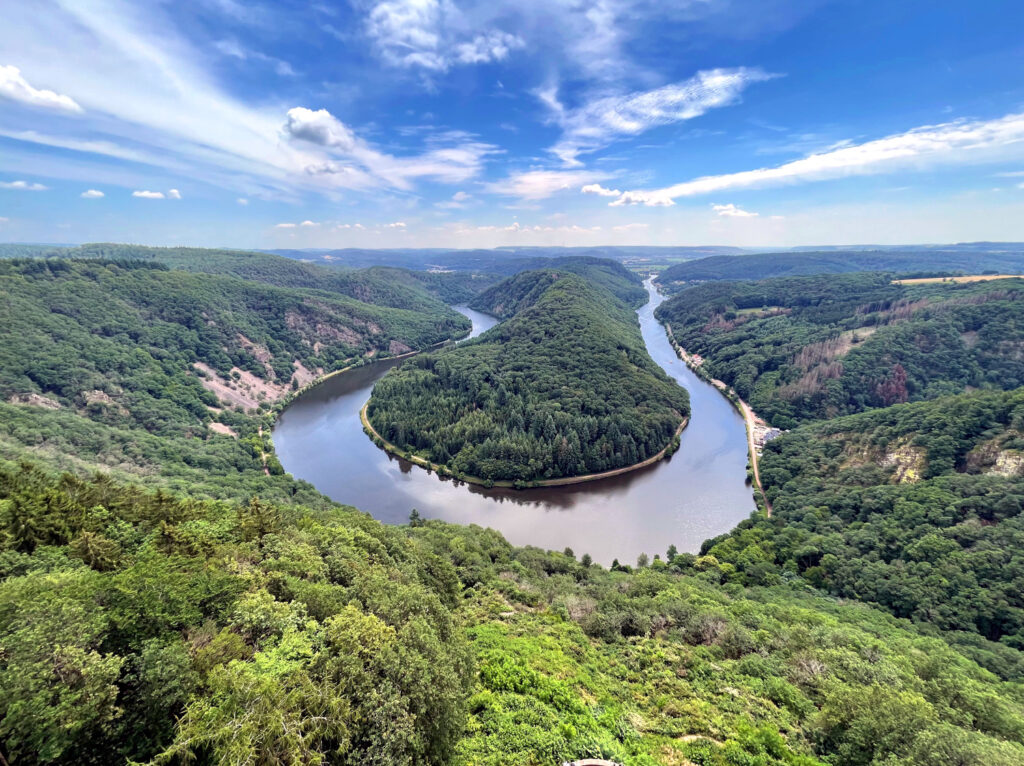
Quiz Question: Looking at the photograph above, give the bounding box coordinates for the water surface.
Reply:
[273,280,755,564]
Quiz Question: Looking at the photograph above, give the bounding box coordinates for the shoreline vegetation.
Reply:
[360,399,688,489]
[660,319,773,515]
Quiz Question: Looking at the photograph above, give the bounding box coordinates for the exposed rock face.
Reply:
[8,393,61,410]
[389,339,413,355]
[880,443,927,483]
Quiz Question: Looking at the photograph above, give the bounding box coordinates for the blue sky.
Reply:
[1,0,1023,249]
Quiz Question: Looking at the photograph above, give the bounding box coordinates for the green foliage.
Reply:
[656,273,1024,427]
[705,388,1024,655]
[0,462,471,765]
[368,268,688,481]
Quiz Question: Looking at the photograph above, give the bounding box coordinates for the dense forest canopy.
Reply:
[0,258,467,503]
[655,272,1024,428]
[5,462,1024,766]
[703,388,1024,654]
[367,267,688,483]
[658,248,1024,289]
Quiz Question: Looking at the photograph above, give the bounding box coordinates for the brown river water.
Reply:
[272,279,755,565]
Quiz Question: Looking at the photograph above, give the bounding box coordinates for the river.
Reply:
[272,279,755,565]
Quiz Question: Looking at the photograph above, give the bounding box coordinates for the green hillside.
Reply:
[705,388,1024,653]
[655,273,1024,427]
[0,258,467,502]
[4,463,1024,766]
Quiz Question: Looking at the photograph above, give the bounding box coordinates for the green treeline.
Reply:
[367,268,688,482]
[5,462,1024,765]
[658,249,1024,288]
[655,273,1024,428]
[4,242,489,314]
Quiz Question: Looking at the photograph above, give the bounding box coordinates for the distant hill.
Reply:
[658,247,1024,288]
[655,272,1024,427]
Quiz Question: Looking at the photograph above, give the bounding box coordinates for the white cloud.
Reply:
[132,190,165,199]
[80,189,104,198]
[0,64,82,113]
[581,183,622,197]
[612,222,648,232]
[545,68,777,165]
[237,197,249,205]
[168,188,181,199]
[0,4,496,202]
[364,0,522,72]
[452,190,470,201]
[284,107,357,151]
[0,180,48,190]
[487,169,609,200]
[612,112,1024,206]
[712,203,758,217]
[453,31,524,65]
[385,221,406,228]
[300,220,318,227]
[274,222,297,228]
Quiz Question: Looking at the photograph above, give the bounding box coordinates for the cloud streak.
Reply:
[0,64,83,113]
[610,112,1024,206]
[0,180,48,190]
[546,68,777,166]
[487,169,610,200]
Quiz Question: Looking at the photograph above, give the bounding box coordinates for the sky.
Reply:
[1,0,1023,250]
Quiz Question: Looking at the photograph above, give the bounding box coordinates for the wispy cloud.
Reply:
[0,179,48,190]
[284,106,497,191]
[0,64,82,113]
[80,189,104,198]
[132,190,165,199]
[611,112,1024,206]
[581,183,622,197]
[712,203,757,217]
[544,68,777,166]
[363,0,523,72]
[0,2,495,202]
[487,169,609,200]
[213,38,296,77]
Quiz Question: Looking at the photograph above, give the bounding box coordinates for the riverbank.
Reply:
[660,322,773,516]
[360,400,689,490]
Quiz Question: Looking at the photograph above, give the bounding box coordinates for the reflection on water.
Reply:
[273,280,755,564]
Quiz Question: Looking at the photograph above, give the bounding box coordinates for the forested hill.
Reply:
[655,272,1024,427]
[658,248,1024,288]
[367,268,688,483]
[3,242,489,313]
[469,257,646,318]
[0,258,467,501]
[6,462,1024,766]
[704,387,1024,666]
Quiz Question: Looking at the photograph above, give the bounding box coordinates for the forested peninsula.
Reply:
[366,266,689,484]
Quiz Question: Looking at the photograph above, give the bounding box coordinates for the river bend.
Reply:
[273,280,755,564]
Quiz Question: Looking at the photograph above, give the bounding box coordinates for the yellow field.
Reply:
[892,274,1023,285]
